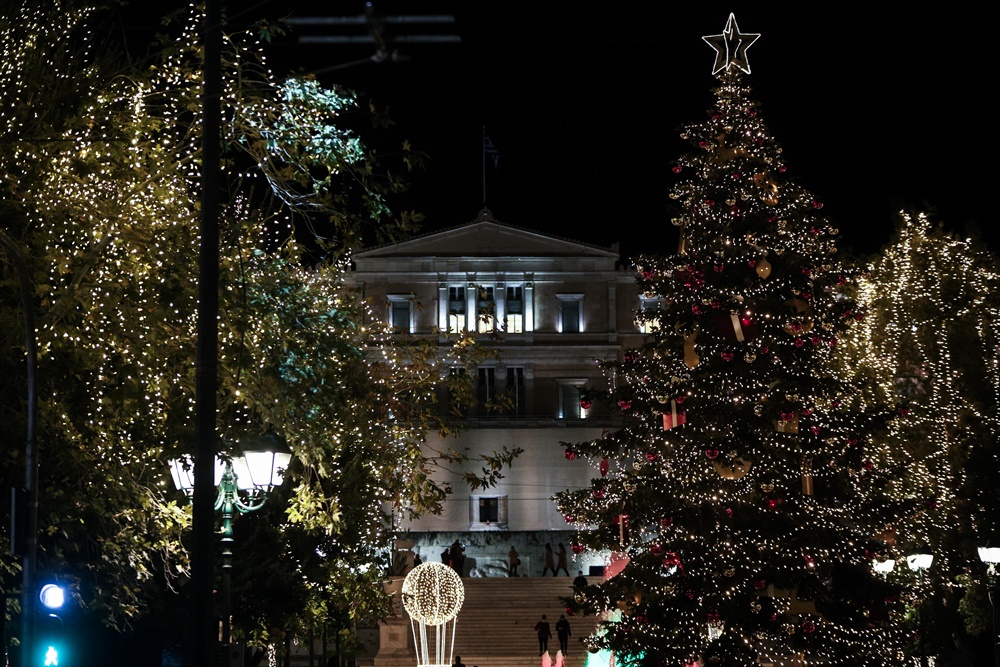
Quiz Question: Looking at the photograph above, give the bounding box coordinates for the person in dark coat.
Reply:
[556,543,570,576]
[508,545,520,576]
[573,570,588,590]
[542,543,556,576]
[449,539,465,575]
[555,614,571,655]
[533,614,552,655]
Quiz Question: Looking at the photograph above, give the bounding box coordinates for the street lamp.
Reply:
[169,434,291,656]
[906,552,934,581]
[980,546,1000,667]
[872,558,896,576]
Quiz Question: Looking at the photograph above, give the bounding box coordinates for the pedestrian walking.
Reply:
[449,539,466,575]
[556,543,570,576]
[542,543,556,576]
[508,545,520,576]
[534,614,552,655]
[555,614,571,655]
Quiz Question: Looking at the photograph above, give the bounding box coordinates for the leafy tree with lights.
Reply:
[836,210,1000,665]
[555,14,911,666]
[0,0,513,653]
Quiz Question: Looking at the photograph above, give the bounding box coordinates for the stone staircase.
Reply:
[363,575,604,667]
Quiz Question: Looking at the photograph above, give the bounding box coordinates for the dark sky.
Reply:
[120,3,995,259]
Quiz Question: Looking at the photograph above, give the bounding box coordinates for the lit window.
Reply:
[387,295,413,333]
[477,366,496,409]
[557,294,584,333]
[506,367,525,415]
[476,286,495,333]
[448,286,466,333]
[558,380,587,419]
[505,286,524,333]
[470,495,508,527]
[638,295,665,333]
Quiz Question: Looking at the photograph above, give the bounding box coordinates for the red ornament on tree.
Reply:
[564,448,577,460]
[705,449,720,459]
[571,543,585,555]
[618,399,632,410]
[662,552,684,572]
[580,398,593,410]
[600,457,609,477]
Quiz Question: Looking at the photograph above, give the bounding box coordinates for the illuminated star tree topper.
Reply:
[702,12,761,75]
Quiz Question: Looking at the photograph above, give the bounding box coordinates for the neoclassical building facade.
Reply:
[350,210,645,575]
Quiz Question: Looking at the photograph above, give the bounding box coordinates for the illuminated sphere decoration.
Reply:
[401,561,465,626]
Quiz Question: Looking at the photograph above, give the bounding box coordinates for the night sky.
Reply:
[117,3,995,260]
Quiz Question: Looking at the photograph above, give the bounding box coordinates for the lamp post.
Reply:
[980,547,1000,667]
[906,551,934,667]
[170,436,291,657]
[0,229,39,667]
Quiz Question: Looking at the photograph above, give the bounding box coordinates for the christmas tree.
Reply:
[555,14,909,666]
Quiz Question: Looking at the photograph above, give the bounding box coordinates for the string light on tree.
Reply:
[554,14,911,666]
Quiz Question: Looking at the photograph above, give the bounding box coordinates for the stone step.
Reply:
[359,575,604,667]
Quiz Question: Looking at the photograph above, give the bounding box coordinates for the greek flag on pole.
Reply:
[484,134,499,168]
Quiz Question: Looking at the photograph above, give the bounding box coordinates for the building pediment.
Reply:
[353,210,618,261]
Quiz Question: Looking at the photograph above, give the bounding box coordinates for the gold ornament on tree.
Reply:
[753,172,779,205]
[682,325,701,369]
[712,456,752,480]
[782,298,814,335]
[756,254,772,279]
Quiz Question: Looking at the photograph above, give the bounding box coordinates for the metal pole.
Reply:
[989,581,998,667]
[219,464,235,653]
[194,0,222,664]
[0,231,38,667]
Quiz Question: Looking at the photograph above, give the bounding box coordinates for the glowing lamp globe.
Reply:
[401,561,465,626]
[906,553,933,571]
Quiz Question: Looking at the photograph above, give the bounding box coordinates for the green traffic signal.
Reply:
[37,583,68,667]
[36,613,64,666]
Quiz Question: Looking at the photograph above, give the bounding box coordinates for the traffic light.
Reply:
[36,583,68,667]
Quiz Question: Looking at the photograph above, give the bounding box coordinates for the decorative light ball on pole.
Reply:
[401,561,465,667]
